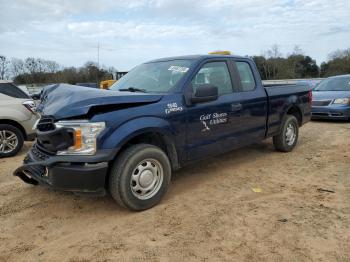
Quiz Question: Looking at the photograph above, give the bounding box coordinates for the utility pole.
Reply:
[96,42,100,86]
[97,42,100,70]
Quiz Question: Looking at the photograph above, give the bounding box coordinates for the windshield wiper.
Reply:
[118,87,147,93]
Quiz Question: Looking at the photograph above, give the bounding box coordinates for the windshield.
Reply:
[110,60,193,93]
[314,77,350,91]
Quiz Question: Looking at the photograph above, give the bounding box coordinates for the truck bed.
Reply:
[263,83,312,138]
[264,83,311,95]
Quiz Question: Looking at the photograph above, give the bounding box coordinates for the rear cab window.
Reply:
[235,61,256,91]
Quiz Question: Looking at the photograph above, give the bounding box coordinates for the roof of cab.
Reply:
[329,74,350,79]
[146,54,247,63]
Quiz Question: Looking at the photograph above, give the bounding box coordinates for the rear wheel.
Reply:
[0,124,24,158]
[273,115,299,152]
[109,144,171,211]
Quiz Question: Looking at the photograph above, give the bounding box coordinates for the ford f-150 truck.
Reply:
[14,54,312,211]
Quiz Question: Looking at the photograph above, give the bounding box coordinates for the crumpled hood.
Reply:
[312,90,350,101]
[37,84,163,119]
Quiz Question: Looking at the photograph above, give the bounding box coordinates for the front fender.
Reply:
[100,117,176,151]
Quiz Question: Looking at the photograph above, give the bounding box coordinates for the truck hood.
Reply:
[37,84,163,119]
[312,90,350,100]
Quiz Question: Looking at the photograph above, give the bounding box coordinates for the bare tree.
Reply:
[45,60,60,73]
[25,57,38,75]
[328,48,350,60]
[266,45,282,79]
[0,55,9,80]
[291,45,304,56]
[10,58,26,78]
[267,44,282,59]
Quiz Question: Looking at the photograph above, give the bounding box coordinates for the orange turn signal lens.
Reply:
[74,129,82,150]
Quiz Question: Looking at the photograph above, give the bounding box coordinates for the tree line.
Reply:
[0,45,349,84]
[0,56,116,85]
[253,45,350,80]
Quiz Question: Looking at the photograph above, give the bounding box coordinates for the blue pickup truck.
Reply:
[14,54,312,210]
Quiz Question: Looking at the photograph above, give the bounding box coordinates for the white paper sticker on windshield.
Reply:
[168,66,189,73]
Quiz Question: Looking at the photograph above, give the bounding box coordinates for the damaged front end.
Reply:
[13,116,115,195]
[13,84,162,194]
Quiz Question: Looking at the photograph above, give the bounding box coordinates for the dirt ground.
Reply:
[0,121,349,262]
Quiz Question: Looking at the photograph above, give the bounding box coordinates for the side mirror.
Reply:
[191,84,218,104]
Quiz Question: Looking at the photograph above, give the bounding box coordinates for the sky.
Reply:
[0,0,349,71]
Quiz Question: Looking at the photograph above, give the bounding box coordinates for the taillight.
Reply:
[308,90,313,105]
[22,100,37,114]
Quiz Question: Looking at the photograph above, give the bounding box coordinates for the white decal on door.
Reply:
[200,112,228,132]
[165,102,183,114]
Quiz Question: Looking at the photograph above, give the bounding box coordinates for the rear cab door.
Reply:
[228,58,268,144]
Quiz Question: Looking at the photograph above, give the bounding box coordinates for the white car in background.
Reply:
[0,81,39,157]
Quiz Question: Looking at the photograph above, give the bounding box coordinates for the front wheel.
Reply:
[109,144,171,211]
[273,115,299,152]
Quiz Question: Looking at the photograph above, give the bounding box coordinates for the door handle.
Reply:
[231,103,242,112]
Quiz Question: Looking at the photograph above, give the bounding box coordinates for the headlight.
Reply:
[333,98,350,105]
[55,120,105,155]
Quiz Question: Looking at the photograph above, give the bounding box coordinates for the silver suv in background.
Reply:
[0,81,38,157]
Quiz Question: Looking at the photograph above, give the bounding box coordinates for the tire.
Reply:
[0,124,24,158]
[273,115,299,152]
[109,144,171,211]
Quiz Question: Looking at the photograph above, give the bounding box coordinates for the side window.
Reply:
[236,62,256,91]
[191,62,233,96]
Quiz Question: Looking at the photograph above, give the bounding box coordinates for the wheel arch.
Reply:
[118,130,179,170]
[102,117,180,172]
[0,119,27,139]
[285,105,303,126]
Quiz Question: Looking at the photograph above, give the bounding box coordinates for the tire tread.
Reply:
[273,115,299,152]
[109,143,171,211]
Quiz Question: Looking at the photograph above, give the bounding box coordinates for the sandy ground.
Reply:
[0,121,349,262]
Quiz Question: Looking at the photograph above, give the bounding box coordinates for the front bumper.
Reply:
[13,143,117,194]
[311,106,350,120]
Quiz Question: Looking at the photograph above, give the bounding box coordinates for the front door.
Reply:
[185,60,241,161]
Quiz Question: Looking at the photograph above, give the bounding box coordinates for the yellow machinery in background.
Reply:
[208,50,232,55]
[100,79,116,89]
[100,72,128,89]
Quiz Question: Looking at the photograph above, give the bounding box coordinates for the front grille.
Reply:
[312,112,328,116]
[312,100,332,106]
[37,116,55,132]
[31,143,52,161]
[25,142,55,163]
[312,112,343,117]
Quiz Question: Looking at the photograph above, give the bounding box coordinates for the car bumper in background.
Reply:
[311,106,350,120]
[22,113,40,140]
[26,133,36,141]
